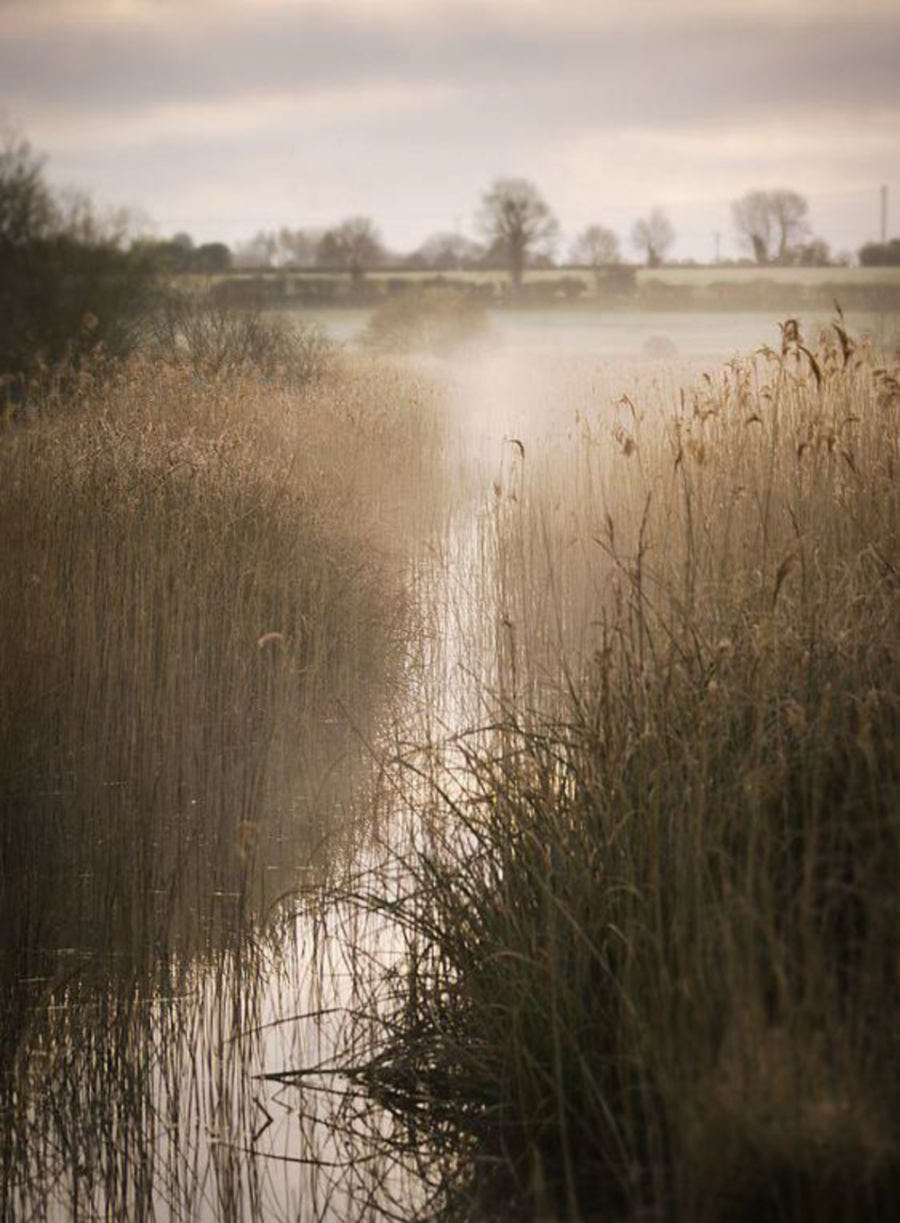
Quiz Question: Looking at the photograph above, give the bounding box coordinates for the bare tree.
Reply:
[782,237,832,267]
[1,120,159,376]
[413,231,484,271]
[234,230,280,268]
[732,188,810,264]
[234,228,325,269]
[570,225,620,290]
[476,178,558,291]
[317,216,385,284]
[732,190,774,264]
[277,227,324,268]
[631,208,675,268]
[51,187,154,250]
[768,189,810,262]
[0,119,55,247]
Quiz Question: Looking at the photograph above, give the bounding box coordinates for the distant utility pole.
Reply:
[714,231,721,264]
[881,184,888,243]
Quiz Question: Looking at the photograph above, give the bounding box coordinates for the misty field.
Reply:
[1,309,898,1223]
[197,265,900,320]
[299,304,900,360]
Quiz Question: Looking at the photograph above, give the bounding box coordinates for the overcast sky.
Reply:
[2,0,899,259]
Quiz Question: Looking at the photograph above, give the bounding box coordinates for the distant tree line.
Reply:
[93,173,885,286]
[225,180,882,287]
[149,231,233,274]
[859,239,900,267]
[224,183,677,293]
[3,116,896,379]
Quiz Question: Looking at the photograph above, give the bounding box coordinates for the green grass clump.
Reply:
[357,320,900,1221]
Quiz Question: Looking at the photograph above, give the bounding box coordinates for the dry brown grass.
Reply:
[349,318,900,1222]
[0,346,442,992]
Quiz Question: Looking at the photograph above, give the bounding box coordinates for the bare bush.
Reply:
[145,291,333,385]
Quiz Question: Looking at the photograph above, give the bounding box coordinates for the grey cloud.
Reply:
[2,4,899,135]
[3,1,897,257]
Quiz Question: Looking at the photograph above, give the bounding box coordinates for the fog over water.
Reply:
[300,307,900,360]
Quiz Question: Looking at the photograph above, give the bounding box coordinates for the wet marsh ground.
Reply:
[1,311,898,1221]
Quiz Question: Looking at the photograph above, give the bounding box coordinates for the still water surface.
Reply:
[2,355,523,1222]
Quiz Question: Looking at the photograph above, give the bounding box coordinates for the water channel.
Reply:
[3,312,897,1221]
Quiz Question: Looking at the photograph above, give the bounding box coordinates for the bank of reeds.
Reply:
[355,320,900,1221]
[0,337,441,1008]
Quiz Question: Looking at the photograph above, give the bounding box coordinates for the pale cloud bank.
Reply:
[2,0,898,256]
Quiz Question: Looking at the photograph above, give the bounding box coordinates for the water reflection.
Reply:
[0,410,476,1222]
[1,341,753,1221]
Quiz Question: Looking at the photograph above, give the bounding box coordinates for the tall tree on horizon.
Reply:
[570,224,621,291]
[476,178,558,292]
[631,208,675,268]
[732,188,810,264]
[317,216,385,285]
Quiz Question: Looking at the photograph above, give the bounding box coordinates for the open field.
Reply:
[193,265,900,290]
[635,265,900,288]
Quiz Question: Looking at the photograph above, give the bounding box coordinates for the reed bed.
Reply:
[346,320,900,1221]
[0,340,442,1034]
[0,326,450,1220]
